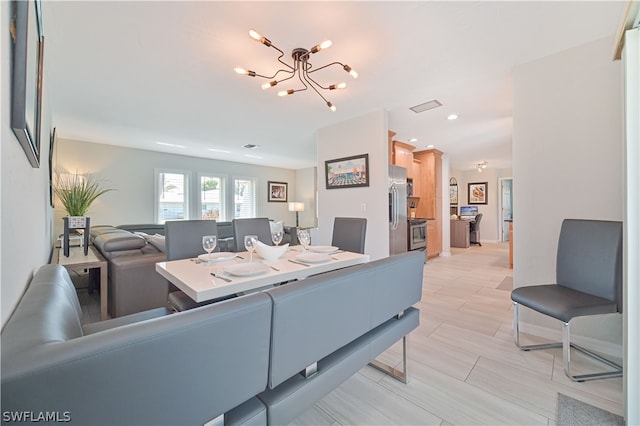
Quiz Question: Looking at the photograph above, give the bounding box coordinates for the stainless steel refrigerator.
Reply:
[389,165,408,255]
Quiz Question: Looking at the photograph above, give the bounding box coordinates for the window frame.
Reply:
[154,168,190,223]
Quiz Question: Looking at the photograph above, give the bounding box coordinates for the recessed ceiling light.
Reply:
[156,142,185,148]
[447,114,458,120]
[208,148,231,154]
[409,138,418,143]
[244,154,263,159]
[426,144,435,149]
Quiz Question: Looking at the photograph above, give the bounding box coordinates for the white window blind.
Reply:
[157,171,187,223]
[200,175,224,221]
[234,178,255,219]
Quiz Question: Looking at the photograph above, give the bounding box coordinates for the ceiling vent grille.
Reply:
[409,99,443,113]
[242,144,260,149]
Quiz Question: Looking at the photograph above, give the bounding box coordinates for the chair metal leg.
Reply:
[513,302,623,382]
[369,335,409,384]
[513,302,562,351]
[563,321,623,382]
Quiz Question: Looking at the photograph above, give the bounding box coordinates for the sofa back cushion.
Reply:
[1,265,83,373]
[264,250,424,388]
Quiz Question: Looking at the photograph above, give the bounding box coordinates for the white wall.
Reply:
[54,139,301,236]
[512,36,623,350]
[1,1,53,327]
[316,110,388,260]
[293,167,317,229]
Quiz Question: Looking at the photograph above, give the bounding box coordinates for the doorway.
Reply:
[498,178,513,242]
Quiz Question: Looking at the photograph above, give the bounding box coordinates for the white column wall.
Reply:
[512,36,623,350]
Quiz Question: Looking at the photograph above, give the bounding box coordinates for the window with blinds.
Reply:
[234,178,255,219]
[157,171,187,223]
[200,175,224,221]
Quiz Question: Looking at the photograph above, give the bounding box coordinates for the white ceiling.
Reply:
[42,1,626,171]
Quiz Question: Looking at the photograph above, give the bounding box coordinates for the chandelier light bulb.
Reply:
[343,65,358,79]
[278,89,294,97]
[249,29,262,41]
[234,67,247,75]
[310,39,333,54]
[329,82,347,90]
[261,80,277,90]
[327,102,337,112]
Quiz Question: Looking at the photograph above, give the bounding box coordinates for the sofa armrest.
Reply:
[1,293,272,426]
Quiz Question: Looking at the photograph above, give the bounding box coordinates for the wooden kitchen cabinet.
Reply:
[414,149,443,258]
[392,141,416,178]
[427,219,440,258]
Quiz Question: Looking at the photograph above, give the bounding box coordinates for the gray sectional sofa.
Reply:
[90,224,168,317]
[1,250,423,425]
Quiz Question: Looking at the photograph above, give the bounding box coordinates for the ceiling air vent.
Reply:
[409,99,443,113]
[242,144,260,149]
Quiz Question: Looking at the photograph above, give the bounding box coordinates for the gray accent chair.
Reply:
[510,219,623,381]
[470,213,482,246]
[331,217,367,253]
[1,265,272,425]
[165,219,220,312]
[232,218,274,251]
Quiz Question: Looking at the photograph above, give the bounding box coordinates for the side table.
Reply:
[54,245,108,320]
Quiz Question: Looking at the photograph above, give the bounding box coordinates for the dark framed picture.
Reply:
[468,182,488,205]
[325,153,369,189]
[268,181,288,202]
[10,0,44,168]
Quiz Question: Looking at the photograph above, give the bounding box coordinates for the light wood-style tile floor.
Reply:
[77,242,623,425]
[291,243,623,425]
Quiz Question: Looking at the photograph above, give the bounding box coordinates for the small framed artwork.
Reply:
[449,184,458,205]
[468,182,488,205]
[268,181,288,202]
[325,153,369,189]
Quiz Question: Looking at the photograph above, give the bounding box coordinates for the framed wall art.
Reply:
[325,153,369,189]
[268,181,288,202]
[10,0,44,168]
[468,182,488,205]
[449,177,458,205]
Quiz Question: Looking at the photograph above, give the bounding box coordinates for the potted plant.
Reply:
[54,172,114,255]
[54,172,114,218]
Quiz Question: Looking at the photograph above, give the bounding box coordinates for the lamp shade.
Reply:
[288,202,305,212]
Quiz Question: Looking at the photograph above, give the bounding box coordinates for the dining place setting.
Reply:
[156,228,369,303]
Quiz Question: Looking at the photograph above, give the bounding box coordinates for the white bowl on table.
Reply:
[254,241,289,261]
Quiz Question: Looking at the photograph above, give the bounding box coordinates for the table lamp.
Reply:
[288,202,305,228]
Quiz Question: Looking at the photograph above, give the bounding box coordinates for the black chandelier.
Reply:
[234,29,358,112]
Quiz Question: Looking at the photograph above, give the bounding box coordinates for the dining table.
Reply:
[155,246,370,303]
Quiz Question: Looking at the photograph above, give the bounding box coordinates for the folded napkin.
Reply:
[254,241,288,261]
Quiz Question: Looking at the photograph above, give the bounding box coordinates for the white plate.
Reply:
[197,252,236,262]
[308,245,339,254]
[296,253,331,264]
[223,263,269,277]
